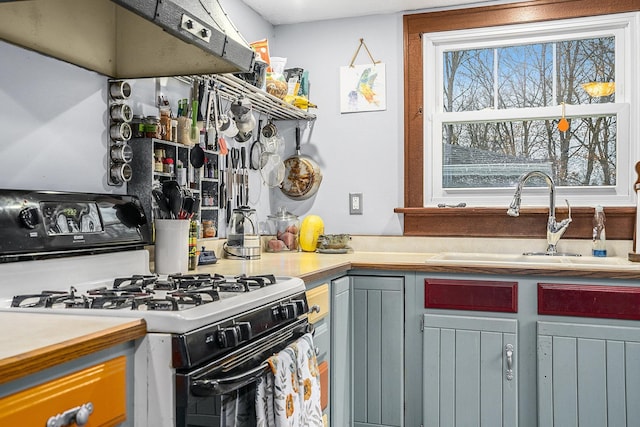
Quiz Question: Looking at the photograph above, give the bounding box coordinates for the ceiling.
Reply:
[239,0,519,25]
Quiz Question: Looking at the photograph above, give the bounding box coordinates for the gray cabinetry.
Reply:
[423,314,518,427]
[331,275,351,427]
[538,321,640,426]
[414,273,640,427]
[352,275,403,427]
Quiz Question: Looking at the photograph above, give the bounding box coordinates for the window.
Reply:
[423,13,638,207]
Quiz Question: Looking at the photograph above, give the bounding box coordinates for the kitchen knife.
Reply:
[241,146,248,205]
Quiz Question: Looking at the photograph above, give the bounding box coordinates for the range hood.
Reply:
[0,0,255,78]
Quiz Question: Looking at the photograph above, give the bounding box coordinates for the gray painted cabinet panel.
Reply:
[331,275,351,427]
[353,275,404,427]
[538,321,640,426]
[423,314,518,427]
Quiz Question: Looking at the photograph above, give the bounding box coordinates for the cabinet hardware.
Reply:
[46,402,93,427]
[505,344,514,381]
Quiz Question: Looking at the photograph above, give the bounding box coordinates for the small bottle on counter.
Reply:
[188,220,198,270]
[592,205,607,257]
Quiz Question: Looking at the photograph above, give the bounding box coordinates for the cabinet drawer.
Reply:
[0,355,127,426]
[307,283,329,324]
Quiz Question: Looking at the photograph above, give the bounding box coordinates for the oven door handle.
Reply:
[191,362,270,395]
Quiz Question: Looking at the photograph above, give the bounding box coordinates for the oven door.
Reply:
[175,318,311,427]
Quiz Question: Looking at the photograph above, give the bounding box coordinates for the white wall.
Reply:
[0,4,405,235]
[233,13,406,235]
[0,41,114,193]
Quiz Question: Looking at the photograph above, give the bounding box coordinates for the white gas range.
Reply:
[0,190,309,427]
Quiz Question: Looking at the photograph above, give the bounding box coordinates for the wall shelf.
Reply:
[203,74,317,122]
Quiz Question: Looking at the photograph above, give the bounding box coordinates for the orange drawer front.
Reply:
[319,360,329,410]
[0,355,127,426]
[306,283,329,324]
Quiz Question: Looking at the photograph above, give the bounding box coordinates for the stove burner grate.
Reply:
[10,272,282,311]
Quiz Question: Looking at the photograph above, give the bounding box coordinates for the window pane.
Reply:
[498,43,553,109]
[442,116,617,188]
[443,49,493,112]
[443,36,616,112]
[557,37,615,104]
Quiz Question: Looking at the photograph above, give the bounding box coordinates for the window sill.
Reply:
[394,206,634,240]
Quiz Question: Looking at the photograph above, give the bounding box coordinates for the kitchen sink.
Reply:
[426,252,632,266]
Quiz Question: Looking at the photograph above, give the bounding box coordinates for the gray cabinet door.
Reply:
[352,275,404,427]
[331,276,351,427]
[538,321,640,427]
[423,314,518,427]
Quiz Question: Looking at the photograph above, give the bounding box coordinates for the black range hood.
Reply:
[0,0,255,78]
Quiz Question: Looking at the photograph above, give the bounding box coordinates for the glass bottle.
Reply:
[592,205,607,257]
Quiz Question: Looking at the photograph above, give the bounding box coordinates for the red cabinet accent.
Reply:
[538,283,640,320]
[424,278,518,312]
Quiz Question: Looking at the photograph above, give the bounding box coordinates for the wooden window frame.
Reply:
[397,0,639,239]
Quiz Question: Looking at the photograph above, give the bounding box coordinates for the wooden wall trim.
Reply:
[395,206,634,239]
[425,278,518,312]
[538,282,640,320]
[402,0,640,237]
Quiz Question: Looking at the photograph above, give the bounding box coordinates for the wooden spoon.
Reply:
[558,102,569,132]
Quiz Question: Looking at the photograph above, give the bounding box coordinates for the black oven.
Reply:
[173,294,311,427]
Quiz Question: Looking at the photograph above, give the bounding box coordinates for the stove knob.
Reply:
[292,299,308,315]
[216,327,240,348]
[279,302,298,320]
[19,207,40,229]
[236,322,252,342]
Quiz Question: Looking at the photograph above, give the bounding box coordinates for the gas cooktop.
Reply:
[0,250,306,334]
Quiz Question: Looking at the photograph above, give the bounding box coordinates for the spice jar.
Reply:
[144,115,160,139]
[130,115,145,138]
[265,207,300,252]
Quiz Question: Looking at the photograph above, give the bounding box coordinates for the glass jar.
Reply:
[202,220,216,238]
[160,109,172,141]
[265,207,299,252]
[144,116,160,139]
[130,115,145,138]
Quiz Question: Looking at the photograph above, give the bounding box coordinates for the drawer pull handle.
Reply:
[505,344,514,381]
[310,304,321,314]
[46,402,93,427]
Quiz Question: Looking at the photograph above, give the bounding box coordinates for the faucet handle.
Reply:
[564,199,572,221]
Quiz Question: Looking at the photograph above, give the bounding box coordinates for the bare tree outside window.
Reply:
[442,37,616,190]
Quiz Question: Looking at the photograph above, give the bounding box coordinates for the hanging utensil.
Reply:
[226,153,233,222]
[250,119,264,170]
[281,125,323,200]
[189,99,205,168]
[260,152,285,188]
[219,162,226,209]
[241,146,248,205]
[231,148,240,206]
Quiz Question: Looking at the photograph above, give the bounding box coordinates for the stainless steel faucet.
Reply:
[507,171,572,255]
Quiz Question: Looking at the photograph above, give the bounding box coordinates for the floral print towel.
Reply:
[256,332,323,427]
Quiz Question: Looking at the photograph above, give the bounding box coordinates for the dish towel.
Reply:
[256,332,323,427]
